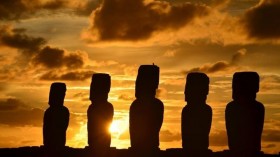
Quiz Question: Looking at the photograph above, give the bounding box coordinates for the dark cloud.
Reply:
[209,130,228,146]
[42,0,67,10]
[88,0,210,41]
[156,88,167,98]
[0,0,103,20]
[166,0,229,7]
[160,129,181,142]
[0,0,67,20]
[73,92,89,102]
[242,0,280,39]
[0,98,82,127]
[64,52,85,69]
[0,98,26,111]
[184,61,229,74]
[118,94,134,101]
[0,0,32,20]
[75,0,101,16]
[0,98,43,127]
[40,70,94,81]
[0,67,17,81]
[262,129,280,142]
[32,46,85,69]
[0,25,46,55]
[263,144,276,149]
[0,135,31,148]
[183,61,227,74]
[32,46,64,68]
[0,25,87,70]
[73,92,89,98]
[231,49,246,64]
[182,50,246,74]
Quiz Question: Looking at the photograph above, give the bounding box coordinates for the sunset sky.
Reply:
[0,0,280,154]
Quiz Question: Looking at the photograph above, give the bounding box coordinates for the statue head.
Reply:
[135,64,159,99]
[90,73,111,102]
[49,82,66,107]
[232,71,259,101]
[185,72,209,103]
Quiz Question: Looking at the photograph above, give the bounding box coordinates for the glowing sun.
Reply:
[109,118,129,137]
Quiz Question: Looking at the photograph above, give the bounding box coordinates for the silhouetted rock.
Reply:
[181,72,212,154]
[129,64,164,154]
[87,73,114,152]
[226,72,265,156]
[43,82,69,151]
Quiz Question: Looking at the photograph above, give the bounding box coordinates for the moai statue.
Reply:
[226,72,265,156]
[129,64,164,153]
[181,72,212,154]
[43,82,69,150]
[87,73,114,150]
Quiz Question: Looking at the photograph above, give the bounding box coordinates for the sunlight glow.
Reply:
[70,114,130,148]
[109,119,128,138]
[72,122,87,148]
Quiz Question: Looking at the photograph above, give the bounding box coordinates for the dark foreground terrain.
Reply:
[0,147,279,157]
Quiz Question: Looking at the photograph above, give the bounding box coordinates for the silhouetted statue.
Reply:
[43,82,69,150]
[129,64,164,153]
[87,73,114,150]
[181,72,212,154]
[226,72,265,156]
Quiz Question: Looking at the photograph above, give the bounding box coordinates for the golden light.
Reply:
[72,122,87,148]
[70,115,130,148]
[109,118,129,138]
[110,121,121,133]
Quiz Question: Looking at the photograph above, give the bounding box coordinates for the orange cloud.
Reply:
[85,0,210,42]
[260,74,280,94]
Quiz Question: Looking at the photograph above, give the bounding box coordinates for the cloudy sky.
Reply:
[0,0,280,154]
